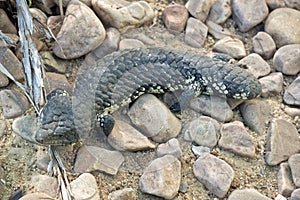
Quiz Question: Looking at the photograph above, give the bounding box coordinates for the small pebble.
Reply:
[184,17,208,48]
[252,32,276,59]
[163,4,189,34]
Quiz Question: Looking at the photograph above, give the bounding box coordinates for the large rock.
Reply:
[53,0,106,59]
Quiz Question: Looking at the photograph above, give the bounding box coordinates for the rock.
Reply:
[44,72,72,95]
[108,120,156,151]
[265,119,300,166]
[185,0,216,22]
[285,107,300,118]
[0,9,17,34]
[278,162,295,197]
[20,193,55,200]
[157,138,182,158]
[47,16,63,37]
[238,53,271,78]
[0,90,29,119]
[12,115,38,144]
[84,27,120,66]
[207,0,231,24]
[108,188,136,200]
[59,0,92,7]
[41,51,66,73]
[284,76,300,106]
[128,94,181,143]
[252,32,276,60]
[212,36,246,59]
[0,46,24,81]
[259,72,283,98]
[190,95,233,122]
[232,0,268,32]
[0,73,9,87]
[288,154,300,187]
[291,188,300,200]
[184,17,208,48]
[219,121,255,158]
[273,44,300,75]
[240,99,271,135]
[74,145,124,175]
[265,8,300,48]
[139,155,181,199]
[163,4,189,34]
[92,0,155,32]
[206,20,233,39]
[29,8,47,24]
[183,116,220,148]
[70,173,100,200]
[119,38,145,50]
[191,145,211,156]
[228,188,272,200]
[53,0,106,59]
[193,153,234,198]
[0,120,6,138]
[31,175,58,198]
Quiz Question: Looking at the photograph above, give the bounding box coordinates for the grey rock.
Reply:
[12,115,38,144]
[179,182,188,193]
[191,145,211,155]
[31,175,58,198]
[259,72,283,98]
[273,44,300,75]
[206,20,233,39]
[232,0,268,32]
[285,106,300,118]
[265,8,300,48]
[193,153,234,198]
[183,116,220,148]
[70,173,100,200]
[265,119,300,166]
[119,38,145,50]
[53,0,106,59]
[128,94,181,143]
[45,72,72,95]
[252,32,276,60]
[284,76,300,106]
[240,99,271,135]
[163,4,189,34]
[278,162,295,197]
[108,188,136,200]
[184,17,208,48]
[108,120,156,151]
[92,0,155,32]
[185,0,216,22]
[228,188,272,200]
[0,89,29,119]
[0,120,6,138]
[288,154,300,187]
[291,188,300,200]
[0,9,17,34]
[238,53,271,78]
[219,121,255,158]
[190,95,233,122]
[41,51,66,73]
[157,138,182,158]
[74,145,124,175]
[212,36,246,59]
[0,73,9,87]
[207,0,231,24]
[47,15,63,37]
[59,0,91,7]
[20,193,54,200]
[139,155,181,199]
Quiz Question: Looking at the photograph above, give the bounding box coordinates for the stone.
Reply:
[184,17,208,48]
[284,76,300,106]
[259,72,283,98]
[185,0,216,22]
[252,32,276,60]
[108,120,156,151]
[31,175,58,198]
[285,107,300,118]
[228,188,272,200]
[128,94,181,143]
[183,116,220,148]
[92,0,155,32]
[0,90,29,119]
[288,154,300,187]
[265,8,300,48]
[0,73,9,87]
[84,27,120,66]
[238,53,271,78]
[0,120,6,138]
[47,15,63,37]
[108,188,136,200]
[265,119,300,166]
[291,188,300,200]
[70,173,100,200]
[139,155,181,199]
[193,153,234,198]
[212,36,246,59]
[119,38,145,50]
[273,44,300,75]
[278,162,295,197]
[0,9,17,34]
[41,51,66,73]
[74,145,124,175]
[162,4,189,34]
[59,0,92,7]
[219,121,255,158]
[157,138,182,158]
[207,0,231,24]
[29,8,47,24]
[44,72,72,95]
[240,99,271,135]
[12,115,38,144]
[20,193,55,200]
[191,145,211,156]
[53,0,106,59]
[206,20,233,39]
[190,95,233,122]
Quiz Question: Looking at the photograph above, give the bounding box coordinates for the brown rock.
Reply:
[0,9,17,34]
[259,72,283,98]
[163,4,189,34]
[252,32,276,60]
[47,16,63,37]
[184,17,208,48]
[288,154,300,187]
[70,173,100,200]
[31,175,58,198]
[284,76,300,106]
[119,38,145,50]
[238,53,271,78]
[157,138,182,158]
[185,0,216,22]
[108,188,136,200]
[278,162,296,197]
[45,72,72,95]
